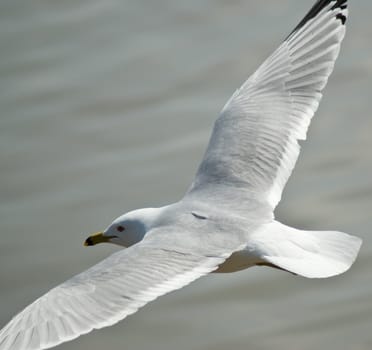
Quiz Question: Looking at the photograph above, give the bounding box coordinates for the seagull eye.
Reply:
[117,226,125,232]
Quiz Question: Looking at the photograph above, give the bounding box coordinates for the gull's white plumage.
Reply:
[0,240,230,350]
[189,1,347,210]
[0,1,362,350]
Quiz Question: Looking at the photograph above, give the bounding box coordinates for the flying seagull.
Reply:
[0,1,362,349]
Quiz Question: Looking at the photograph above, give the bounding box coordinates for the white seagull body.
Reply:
[0,1,362,349]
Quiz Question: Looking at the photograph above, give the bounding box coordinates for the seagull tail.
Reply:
[250,221,362,278]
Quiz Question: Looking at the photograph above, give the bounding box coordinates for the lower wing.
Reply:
[0,239,230,350]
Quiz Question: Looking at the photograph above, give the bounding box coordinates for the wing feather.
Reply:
[0,241,228,350]
[188,0,348,210]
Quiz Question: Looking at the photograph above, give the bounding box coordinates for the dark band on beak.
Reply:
[84,237,95,246]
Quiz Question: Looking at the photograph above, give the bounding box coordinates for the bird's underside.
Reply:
[215,250,282,273]
[0,1,362,350]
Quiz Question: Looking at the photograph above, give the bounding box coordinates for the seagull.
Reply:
[0,1,362,349]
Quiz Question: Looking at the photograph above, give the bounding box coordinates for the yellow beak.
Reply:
[84,232,111,246]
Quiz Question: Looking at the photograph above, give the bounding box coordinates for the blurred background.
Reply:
[0,0,371,349]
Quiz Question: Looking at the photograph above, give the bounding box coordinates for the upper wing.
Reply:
[0,239,228,350]
[188,0,348,210]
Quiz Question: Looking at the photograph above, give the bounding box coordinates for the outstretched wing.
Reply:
[0,239,228,350]
[188,0,348,210]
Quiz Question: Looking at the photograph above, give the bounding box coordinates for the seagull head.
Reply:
[84,208,159,248]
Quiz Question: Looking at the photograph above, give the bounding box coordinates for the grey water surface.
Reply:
[1,1,372,349]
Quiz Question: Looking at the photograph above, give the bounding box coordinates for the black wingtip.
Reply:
[287,0,348,39]
[336,12,347,25]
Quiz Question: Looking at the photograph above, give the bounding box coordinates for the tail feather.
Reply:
[249,221,362,278]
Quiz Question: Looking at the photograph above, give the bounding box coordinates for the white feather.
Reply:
[247,221,362,278]
[0,243,227,350]
[189,1,348,210]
